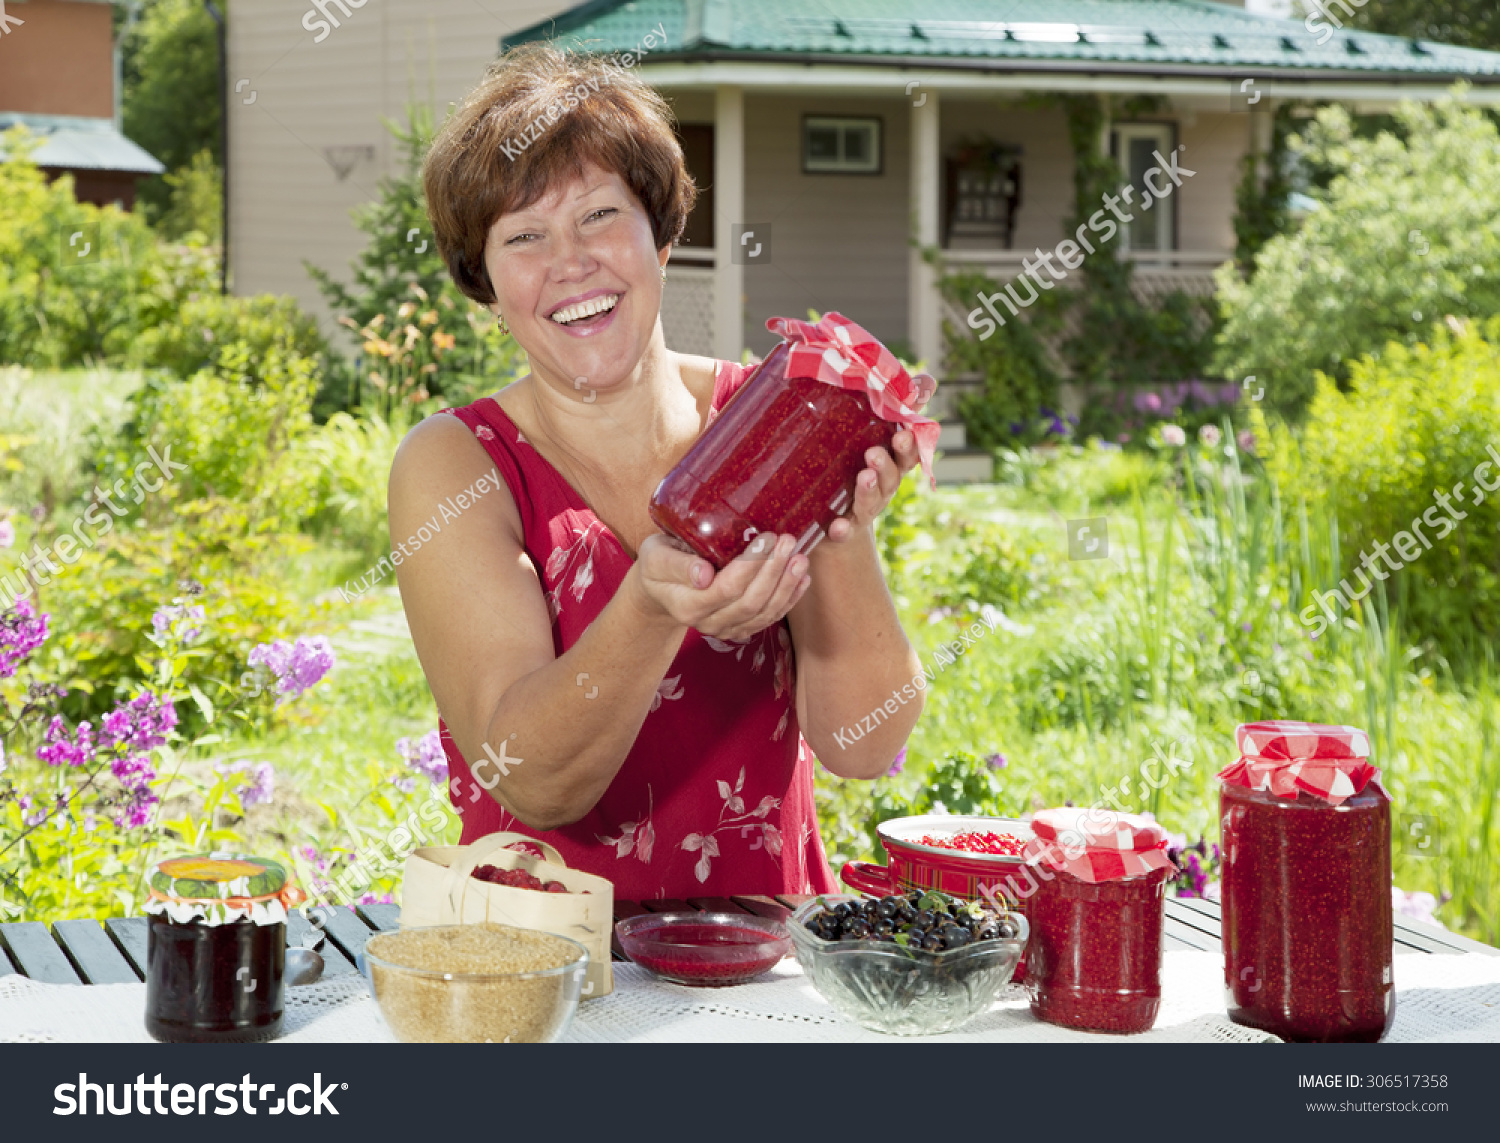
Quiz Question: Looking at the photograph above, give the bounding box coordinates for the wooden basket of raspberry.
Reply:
[399,832,616,998]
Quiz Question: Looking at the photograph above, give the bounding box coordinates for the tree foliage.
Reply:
[1214,93,1500,416]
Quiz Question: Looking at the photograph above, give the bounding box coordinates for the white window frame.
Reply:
[802,116,883,175]
[1110,123,1176,254]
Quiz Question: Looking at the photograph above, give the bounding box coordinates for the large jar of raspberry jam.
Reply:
[649,312,938,567]
[1023,808,1175,1034]
[144,853,304,1043]
[1219,721,1393,1043]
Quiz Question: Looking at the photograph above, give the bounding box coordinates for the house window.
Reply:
[1109,123,1176,253]
[803,116,882,174]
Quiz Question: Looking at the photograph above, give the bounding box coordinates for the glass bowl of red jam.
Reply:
[788,895,1027,1036]
[1025,865,1169,1034]
[615,913,792,987]
[143,853,301,1044]
[649,338,897,567]
[1221,782,1393,1042]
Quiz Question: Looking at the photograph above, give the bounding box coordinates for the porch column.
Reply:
[908,89,941,370]
[714,84,745,363]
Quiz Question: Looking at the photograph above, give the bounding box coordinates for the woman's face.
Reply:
[484,162,668,395]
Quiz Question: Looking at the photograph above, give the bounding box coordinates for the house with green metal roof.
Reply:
[489,0,1500,475]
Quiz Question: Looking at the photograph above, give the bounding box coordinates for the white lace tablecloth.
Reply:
[3,951,1499,1043]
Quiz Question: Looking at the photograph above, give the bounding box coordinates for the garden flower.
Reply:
[886,747,906,778]
[109,754,158,828]
[397,729,447,785]
[1199,424,1222,447]
[1237,429,1256,454]
[217,760,275,808]
[37,716,95,768]
[248,635,336,703]
[151,601,206,644]
[391,775,417,794]
[985,752,1008,771]
[0,598,50,678]
[1160,424,1186,447]
[98,691,177,754]
[1392,886,1448,930]
[0,518,13,549]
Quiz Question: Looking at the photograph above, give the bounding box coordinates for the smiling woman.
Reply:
[387,43,928,899]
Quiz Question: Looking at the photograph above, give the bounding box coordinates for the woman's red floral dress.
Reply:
[437,361,838,900]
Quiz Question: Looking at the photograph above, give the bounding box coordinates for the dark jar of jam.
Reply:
[649,312,937,568]
[1023,808,1174,1034]
[1219,721,1393,1043]
[144,853,303,1044]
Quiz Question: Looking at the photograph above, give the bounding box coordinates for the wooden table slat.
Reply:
[354,903,402,932]
[730,895,793,921]
[1162,932,1198,952]
[0,922,82,984]
[51,919,140,984]
[1162,914,1219,953]
[686,897,753,915]
[306,905,384,969]
[640,899,695,914]
[1164,898,1221,941]
[1393,913,1500,956]
[774,894,815,911]
[104,917,151,978]
[285,911,355,977]
[0,944,17,977]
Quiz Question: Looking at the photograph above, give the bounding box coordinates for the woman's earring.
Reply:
[495,309,510,337]
[660,266,668,284]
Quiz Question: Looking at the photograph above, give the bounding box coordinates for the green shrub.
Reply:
[96,343,321,532]
[1215,94,1500,416]
[298,408,408,561]
[1262,317,1500,645]
[125,293,323,379]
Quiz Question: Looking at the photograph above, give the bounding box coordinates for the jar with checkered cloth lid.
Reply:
[1022,807,1175,1034]
[1219,721,1394,1042]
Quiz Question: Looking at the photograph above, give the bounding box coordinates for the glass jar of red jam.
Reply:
[650,312,938,567]
[1023,808,1174,1034]
[144,852,304,1043]
[1219,721,1393,1043]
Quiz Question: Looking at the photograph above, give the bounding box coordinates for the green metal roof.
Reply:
[504,0,1500,79]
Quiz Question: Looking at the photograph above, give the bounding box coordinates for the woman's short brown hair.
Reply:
[423,42,698,306]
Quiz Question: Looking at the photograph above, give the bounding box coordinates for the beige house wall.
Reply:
[1176,111,1250,253]
[226,0,571,342]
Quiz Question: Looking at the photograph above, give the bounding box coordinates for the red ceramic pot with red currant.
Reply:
[649,312,939,568]
[842,814,1037,981]
[1219,721,1394,1043]
[1023,808,1175,1034]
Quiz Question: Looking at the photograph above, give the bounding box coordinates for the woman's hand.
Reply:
[826,373,936,544]
[630,532,812,641]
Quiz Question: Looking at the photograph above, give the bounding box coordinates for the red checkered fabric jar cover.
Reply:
[765,312,941,489]
[1025,807,1176,884]
[1218,720,1385,807]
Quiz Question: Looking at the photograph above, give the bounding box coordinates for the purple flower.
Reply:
[886,747,906,778]
[397,729,447,785]
[217,760,275,808]
[0,598,50,678]
[984,752,1008,771]
[358,891,396,906]
[37,716,96,768]
[391,775,417,795]
[0,518,14,549]
[1392,887,1447,929]
[108,753,158,829]
[248,636,336,704]
[98,691,177,754]
[1135,392,1162,413]
[1237,429,1256,454]
[151,602,206,644]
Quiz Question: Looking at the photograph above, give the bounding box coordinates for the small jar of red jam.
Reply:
[1219,721,1394,1043]
[650,312,939,567]
[144,852,304,1043]
[1023,808,1175,1034]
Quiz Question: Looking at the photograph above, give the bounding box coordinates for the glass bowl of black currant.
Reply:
[787,890,1028,1036]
